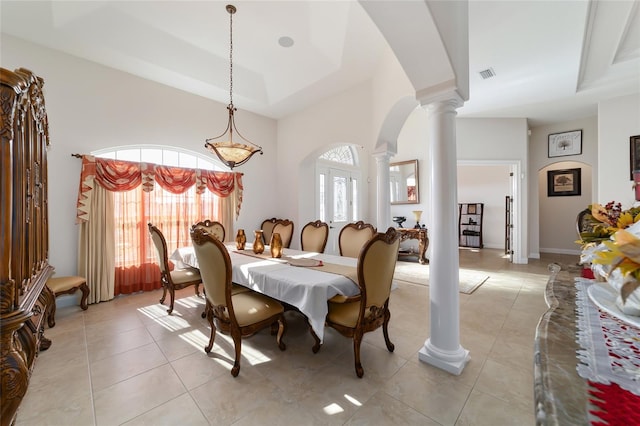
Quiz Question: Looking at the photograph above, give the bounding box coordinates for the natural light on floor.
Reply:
[137,305,192,332]
[137,295,273,368]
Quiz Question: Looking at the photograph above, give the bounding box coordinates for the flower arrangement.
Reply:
[578,202,640,315]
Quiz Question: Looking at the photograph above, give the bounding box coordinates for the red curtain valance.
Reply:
[76,155,243,222]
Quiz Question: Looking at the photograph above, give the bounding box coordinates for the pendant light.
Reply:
[205,4,262,170]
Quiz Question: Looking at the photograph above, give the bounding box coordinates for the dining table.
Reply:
[170,243,360,343]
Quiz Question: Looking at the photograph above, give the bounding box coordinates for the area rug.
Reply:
[393,261,489,294]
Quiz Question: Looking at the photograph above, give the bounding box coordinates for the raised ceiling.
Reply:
[1,0,638,126]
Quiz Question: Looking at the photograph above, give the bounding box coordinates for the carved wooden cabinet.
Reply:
[1,68,54,426]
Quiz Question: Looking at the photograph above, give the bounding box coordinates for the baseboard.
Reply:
[539,247,581,255]
[529,252,541,259]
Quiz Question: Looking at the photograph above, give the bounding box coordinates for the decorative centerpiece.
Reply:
[270,233,283,258]
[578,202,640,318]
[392,216,406,228]
[236,229,246,250]
[253,230,265,254]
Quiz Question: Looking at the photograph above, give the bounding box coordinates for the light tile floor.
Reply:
[16,249,578,425]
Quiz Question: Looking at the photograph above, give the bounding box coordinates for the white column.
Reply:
[418,97,470,375]
[374,150,393,231]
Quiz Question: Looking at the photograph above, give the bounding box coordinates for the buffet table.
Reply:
[534,266,640,425]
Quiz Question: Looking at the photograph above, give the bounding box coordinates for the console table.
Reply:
[534,267,589,425]
[396,228,429,264]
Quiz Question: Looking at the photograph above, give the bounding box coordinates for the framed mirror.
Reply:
[390,159,419,204]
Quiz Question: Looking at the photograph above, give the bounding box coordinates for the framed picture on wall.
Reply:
[547,168,581,197]
[548,130,582,158]
[629,135,640,180]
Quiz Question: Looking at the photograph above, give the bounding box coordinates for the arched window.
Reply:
[318,145,356,166]
[86,145,232,298]
[92,144,224,170]
[316,145,361,254]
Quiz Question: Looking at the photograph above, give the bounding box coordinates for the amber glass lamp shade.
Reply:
[236,229,246,250]
[412,210,423,228]
[270,233,283,258]
[204,107,263,170]
[253,230,265,254]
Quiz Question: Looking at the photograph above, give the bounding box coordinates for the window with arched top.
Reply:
[86,145,233,297]
[318,145,357,166]
[316,145,361,254]
[92,144,225,170]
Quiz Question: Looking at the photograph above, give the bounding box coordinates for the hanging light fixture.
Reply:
[205,4,262,169]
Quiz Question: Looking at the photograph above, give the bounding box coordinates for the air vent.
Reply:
[479,67,496,79]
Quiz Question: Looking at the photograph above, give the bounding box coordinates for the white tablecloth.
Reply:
[170,244,359,342]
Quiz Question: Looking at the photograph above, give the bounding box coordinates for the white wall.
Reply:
[388,111,529,261]
[458,165,511,250]
[529,116,598,257]
[277,81,374,249]
[456,118,529,263]
[2,35,278,276]
[598,94,640,206]
[538,162,592,254]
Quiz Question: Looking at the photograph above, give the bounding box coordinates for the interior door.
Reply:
[318,167,358,254]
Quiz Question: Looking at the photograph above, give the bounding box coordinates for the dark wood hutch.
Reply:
[1,68,55,425]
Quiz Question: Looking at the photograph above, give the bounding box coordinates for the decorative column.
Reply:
[418,96,470,375]
[373,148,394,231]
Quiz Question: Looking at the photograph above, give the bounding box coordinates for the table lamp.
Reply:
[412,210,422,229]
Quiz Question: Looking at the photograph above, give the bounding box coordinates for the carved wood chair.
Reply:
[323,228,401,377]
[272,220,294,248]
[192,219,226,242]
[190,227,286,377]
[300,220,329,253]
[148,223,202,314]
[46,276,90,328]
[338,221,377,258]
[261,218,294,248]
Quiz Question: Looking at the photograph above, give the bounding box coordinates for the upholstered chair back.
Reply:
[192,220,226,242]
[339,221,376,258]
[359,229,401,308]
[190,228,230,309]
[300,221,329,253]
[149,223,169,274]
[261,218,279,244]
[273,220,294,248]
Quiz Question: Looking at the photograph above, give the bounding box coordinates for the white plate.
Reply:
[587,283,640,329]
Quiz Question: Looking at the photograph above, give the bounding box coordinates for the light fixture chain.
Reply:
[229,7,233,106]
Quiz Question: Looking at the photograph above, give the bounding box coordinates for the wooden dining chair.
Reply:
[338,221,377,258]
[272,220,294,248]
[192,219,226,242]
[323,227,401,377]
[148,223,202,314]
[190,227,286,377]
[300,220,329,253]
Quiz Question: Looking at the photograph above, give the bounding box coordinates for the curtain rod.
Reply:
[69,153,243,175]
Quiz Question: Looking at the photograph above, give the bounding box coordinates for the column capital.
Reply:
[372,150,395,162]
[417,88,465,110]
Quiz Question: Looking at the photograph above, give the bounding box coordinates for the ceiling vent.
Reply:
[479,67,496,79]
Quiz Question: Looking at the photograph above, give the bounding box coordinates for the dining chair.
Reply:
[338,221,377,258]
[300,220,329,253]
[272,220,294,248]
[323,227,401,377]
[190,227,286,377]
[192,219,226,242]
[148,223,202,314]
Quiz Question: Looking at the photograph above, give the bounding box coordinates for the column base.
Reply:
[418,339,470,375]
